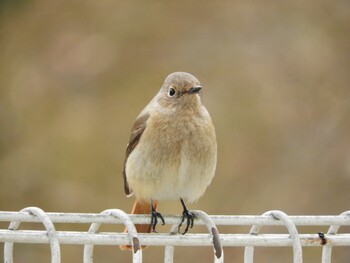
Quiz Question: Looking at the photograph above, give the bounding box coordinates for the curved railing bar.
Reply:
[83,209,142,263]
[4,207,60,263]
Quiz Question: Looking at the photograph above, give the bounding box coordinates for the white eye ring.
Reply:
[168,87,176,97]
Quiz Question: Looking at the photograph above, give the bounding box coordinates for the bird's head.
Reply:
[157,72,202,110]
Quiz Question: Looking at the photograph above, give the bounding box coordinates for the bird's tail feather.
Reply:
[119,200,157,250]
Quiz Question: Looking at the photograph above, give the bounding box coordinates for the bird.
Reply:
[120,72,217,250]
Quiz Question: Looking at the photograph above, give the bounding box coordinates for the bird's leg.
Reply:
[150,199,165,232]
[178,198,194,235]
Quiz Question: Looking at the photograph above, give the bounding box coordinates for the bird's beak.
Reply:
[188,86,202,94]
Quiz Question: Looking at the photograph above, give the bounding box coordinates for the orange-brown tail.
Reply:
[119,200,158,250]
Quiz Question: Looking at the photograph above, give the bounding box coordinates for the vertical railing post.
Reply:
[164,224,179,263]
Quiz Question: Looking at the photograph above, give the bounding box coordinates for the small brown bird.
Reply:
[120,72,217,250]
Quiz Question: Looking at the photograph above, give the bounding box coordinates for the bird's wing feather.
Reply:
[123,112,150,196]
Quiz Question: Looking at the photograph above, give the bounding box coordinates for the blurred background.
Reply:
[1,1,350,262]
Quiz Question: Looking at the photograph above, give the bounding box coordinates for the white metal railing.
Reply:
[0,207,350,263]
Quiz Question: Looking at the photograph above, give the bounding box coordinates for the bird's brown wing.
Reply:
[123,112,150,196]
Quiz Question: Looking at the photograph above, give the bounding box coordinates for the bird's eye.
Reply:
[168,88,176,97]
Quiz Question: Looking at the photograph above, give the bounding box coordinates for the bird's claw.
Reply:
[151,208,165,233]
[178,209,194,235]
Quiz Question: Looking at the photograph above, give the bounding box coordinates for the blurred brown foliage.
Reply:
[1,1,350,262]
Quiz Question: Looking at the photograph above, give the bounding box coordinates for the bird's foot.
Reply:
[178,198,194,235]
[150,205,165,233]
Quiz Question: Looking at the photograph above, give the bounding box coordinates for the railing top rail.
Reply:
[1,212,350,226]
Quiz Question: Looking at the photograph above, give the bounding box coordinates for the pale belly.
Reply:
[125,121,217,203]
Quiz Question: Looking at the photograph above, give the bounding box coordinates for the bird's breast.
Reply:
[126,107,217,203]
